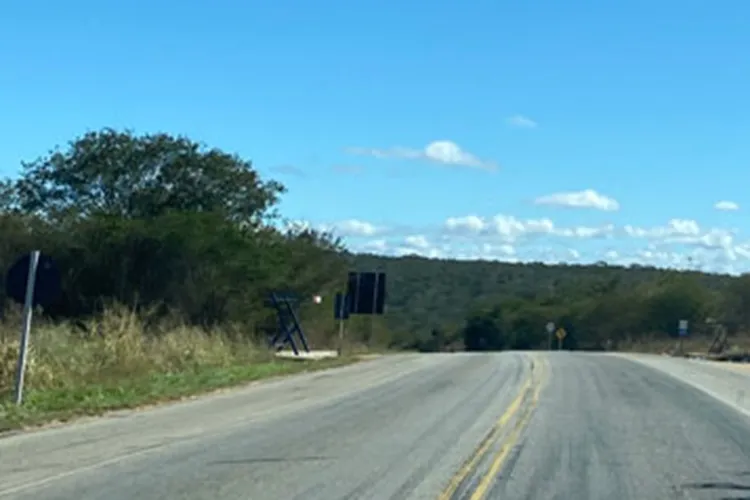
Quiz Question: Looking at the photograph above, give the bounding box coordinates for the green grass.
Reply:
[0,305,362,432]
[0,356,358,432]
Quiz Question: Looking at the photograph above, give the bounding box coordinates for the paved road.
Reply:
[491,354,750,499]
[2,352,750,500]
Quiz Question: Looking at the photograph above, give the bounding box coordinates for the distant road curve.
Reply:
[2,351,750,500]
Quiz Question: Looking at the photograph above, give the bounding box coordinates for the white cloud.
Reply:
[563,225,616,238]
[442,242,519,262]
[606,246,739,273]
[715,200,739,211]
[300,214,750,274]
[285,218,382,237]
[624,218,700,239]
[404,234,431,249]
[636,249,690,267]
[561,248,581,260]
[736,244,750,259]
[497,244,516,256]
[444,215,486,233]
[326,219,382,237]
[394,246,442,258]
[604,250,619,260]
[361,239,388,252]
[443,214,613,241]
[345,140,497,171]
[534,189,620,211]
[347,232,750,274]
[623,219,735,251]
[506,114,538,129]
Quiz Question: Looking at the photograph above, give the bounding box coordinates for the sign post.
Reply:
[678,319,688,354]
[556,327,567,350]
[5,251,60,406]
[13,251,40,405]
[334,292,349,355]
[369,271,380,344]
[546,322,555,351]
[338,301,345,356]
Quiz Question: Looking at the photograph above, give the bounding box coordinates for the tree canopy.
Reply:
[0,129,344,344]
[9,129,284,227]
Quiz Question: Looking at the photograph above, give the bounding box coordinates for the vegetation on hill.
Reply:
[350,254,750,353]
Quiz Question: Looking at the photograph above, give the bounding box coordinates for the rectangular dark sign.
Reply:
[345,271,386,315]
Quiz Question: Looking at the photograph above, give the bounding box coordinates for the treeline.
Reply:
[0,129,349,346]
[350,254,750,352]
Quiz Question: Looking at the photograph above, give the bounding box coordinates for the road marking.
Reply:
[468,355,547,500]
[437,356,536,500]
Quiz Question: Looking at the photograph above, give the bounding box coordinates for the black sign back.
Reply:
[5,253,61,308]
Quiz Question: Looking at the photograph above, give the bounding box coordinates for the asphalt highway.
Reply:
[2,352,750,500]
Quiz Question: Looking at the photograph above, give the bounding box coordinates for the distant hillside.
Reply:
[347,253,741,351]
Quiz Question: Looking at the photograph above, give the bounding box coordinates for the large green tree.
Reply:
[0,129,347,339]
[13,129,284,226]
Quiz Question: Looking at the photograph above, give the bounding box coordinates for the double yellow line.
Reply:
[438,354,547,500]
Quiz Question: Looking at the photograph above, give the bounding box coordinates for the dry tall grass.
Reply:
[0,304,265,398]
[0,305,362,430]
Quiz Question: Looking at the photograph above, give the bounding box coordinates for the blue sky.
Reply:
[2,1,749,273]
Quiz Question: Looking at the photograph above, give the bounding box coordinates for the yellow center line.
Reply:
[437,356,537,500]
[468,355,548,500]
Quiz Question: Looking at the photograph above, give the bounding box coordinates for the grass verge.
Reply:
[0,356,358,432]
[0,306,363,433]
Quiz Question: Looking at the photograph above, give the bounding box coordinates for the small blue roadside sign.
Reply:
[678,319,688,337]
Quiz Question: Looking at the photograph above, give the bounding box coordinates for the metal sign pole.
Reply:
[554,327,566,351]
[546,322,554,351]
[14,250,40,405]
[678,319,688,355]
[338,317,345,356]
[369,271,379,344]
[337,293,346,356]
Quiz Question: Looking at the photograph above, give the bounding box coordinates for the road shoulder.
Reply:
[611,353,750,418]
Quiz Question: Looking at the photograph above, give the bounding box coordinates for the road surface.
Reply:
[2,352,750,499]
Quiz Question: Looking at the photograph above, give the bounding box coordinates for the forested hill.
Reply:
[349,253,747,352]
